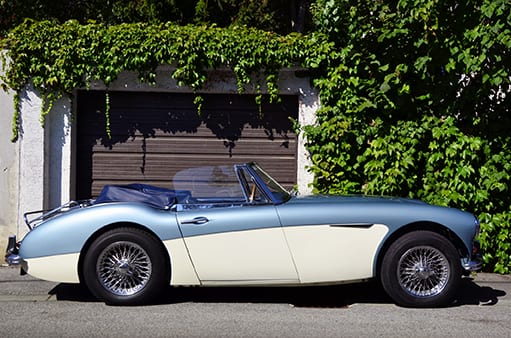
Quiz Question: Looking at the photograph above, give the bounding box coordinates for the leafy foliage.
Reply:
[0,20,320,140]
[307,0,511,273]
[0,0,311,36]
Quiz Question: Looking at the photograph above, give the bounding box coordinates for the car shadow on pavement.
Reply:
[49,281,387,307]
[455,277,507,306]
[164,281,391,308]
[49,277,506,308]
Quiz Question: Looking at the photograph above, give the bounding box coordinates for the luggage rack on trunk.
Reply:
[23,200,93,230]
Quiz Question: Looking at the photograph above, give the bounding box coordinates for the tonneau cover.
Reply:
[94,184,191,209]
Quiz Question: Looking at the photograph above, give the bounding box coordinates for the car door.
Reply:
[276,200,390,283]
[176,204,299,285]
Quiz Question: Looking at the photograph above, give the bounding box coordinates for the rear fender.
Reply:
[19,202,181,259]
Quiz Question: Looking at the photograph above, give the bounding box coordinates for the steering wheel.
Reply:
[249,184,257,203]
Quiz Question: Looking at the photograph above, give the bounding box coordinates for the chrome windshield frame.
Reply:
[240,162,291,205]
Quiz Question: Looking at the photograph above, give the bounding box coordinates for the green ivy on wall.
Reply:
[0,19,325,140]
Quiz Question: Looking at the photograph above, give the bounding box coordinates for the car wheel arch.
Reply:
[374,221,468,278]
[77,222,171,285]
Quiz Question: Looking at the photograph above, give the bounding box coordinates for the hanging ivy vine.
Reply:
[0,19,327,141]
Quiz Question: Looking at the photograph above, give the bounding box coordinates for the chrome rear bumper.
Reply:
[5,235,22,266]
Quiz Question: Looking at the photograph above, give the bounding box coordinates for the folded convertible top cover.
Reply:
[94,184,190,209]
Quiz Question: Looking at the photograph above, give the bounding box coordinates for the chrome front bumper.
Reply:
[462,257,483,271]
[462,240,483,272]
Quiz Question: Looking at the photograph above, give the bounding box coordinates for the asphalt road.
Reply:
[0,266,510,337]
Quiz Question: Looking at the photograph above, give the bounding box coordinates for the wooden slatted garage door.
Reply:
[76,90,298,199]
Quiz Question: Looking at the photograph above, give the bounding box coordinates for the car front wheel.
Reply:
[380,231,462,307]
[82,227,169,305]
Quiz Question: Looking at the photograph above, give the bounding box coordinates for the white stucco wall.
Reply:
[46,95,73,209]
[2,66,318,247]
[0,51,74,254]
[0,62,19,255]
[17,85,46,234]
[0,86,74,245]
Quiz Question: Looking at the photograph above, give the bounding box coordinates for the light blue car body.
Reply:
[6,162,482,308]
[19,193,479,277]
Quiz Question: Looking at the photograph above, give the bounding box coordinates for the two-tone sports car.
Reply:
[5,162,481,307]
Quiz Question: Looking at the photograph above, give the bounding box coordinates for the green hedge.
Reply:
[305,0,511,273]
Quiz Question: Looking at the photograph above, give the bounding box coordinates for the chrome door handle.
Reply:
[181,217,209,225]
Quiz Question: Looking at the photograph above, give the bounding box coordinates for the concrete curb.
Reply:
[472,272,511,283]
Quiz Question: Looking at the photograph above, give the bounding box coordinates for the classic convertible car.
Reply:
[6,163,481,307]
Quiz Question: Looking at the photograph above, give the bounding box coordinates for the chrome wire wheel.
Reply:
[96,241,153,296]
[397,245,450,298]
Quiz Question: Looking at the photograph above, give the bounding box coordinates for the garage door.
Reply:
[76,90,298,199]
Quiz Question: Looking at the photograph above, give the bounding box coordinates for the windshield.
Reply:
[170,163,291,206]
[172,165,244,199]
[249,163,291,203]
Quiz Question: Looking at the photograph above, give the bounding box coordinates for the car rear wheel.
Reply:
[82,227,169,305]
[380,231,461,307]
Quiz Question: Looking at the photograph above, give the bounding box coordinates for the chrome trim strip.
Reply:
[329,223,375,228]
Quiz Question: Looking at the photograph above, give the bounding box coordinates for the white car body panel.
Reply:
[24,253,80,283]
[284,224,389,283]
[182,227,299,284]
[163,238,201,285]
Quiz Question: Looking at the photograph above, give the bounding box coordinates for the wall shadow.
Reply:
[76,90,298,199]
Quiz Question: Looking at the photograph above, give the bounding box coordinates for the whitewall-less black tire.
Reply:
[83,227,169,305]
[380,231,462,307]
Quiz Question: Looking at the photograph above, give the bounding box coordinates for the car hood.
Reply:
[277,193,476,237]
[288,194,428,206]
